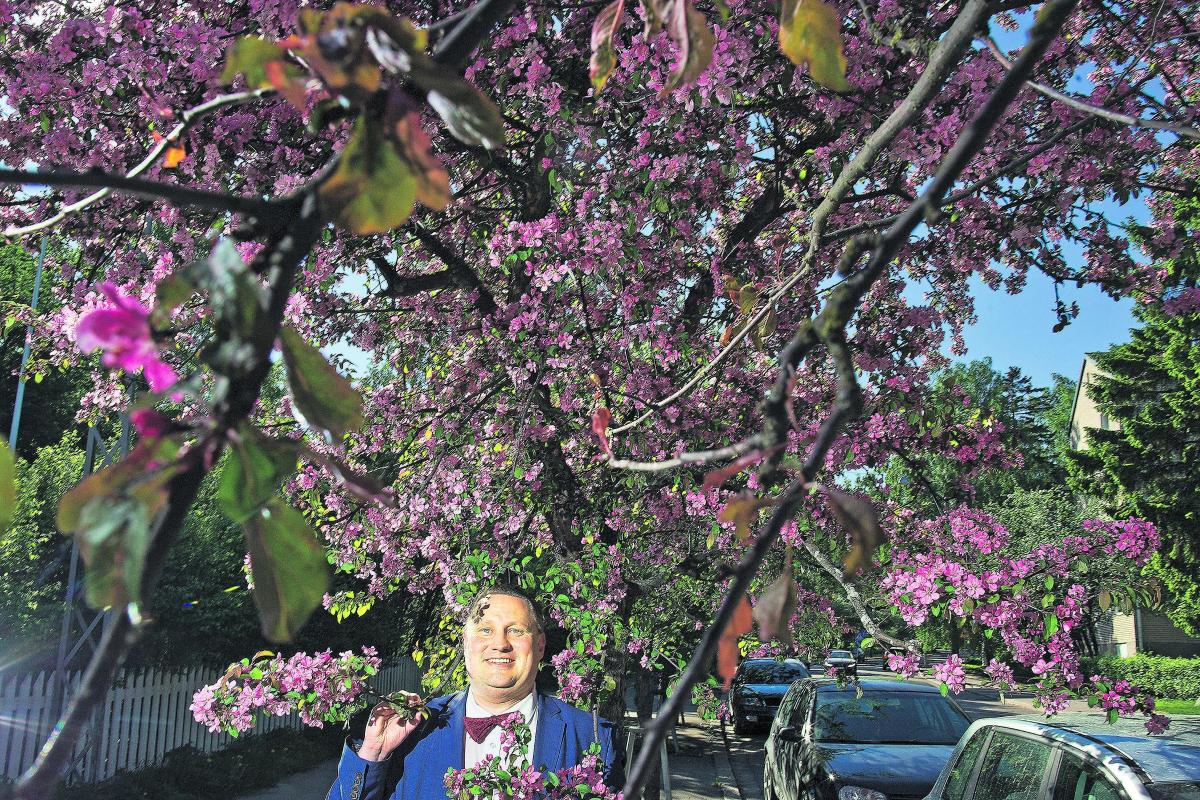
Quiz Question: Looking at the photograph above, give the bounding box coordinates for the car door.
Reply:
[1050,749,1130,800]
[767,684,810,800]
[965,730,1057,800]
[935,727,991,800]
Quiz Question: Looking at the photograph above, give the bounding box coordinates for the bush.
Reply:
[1081,654,1200,700]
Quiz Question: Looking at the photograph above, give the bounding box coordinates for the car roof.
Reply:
[806,678,943,693]
[975,714,1200,784]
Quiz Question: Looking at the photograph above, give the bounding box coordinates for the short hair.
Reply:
[463,585,545,634]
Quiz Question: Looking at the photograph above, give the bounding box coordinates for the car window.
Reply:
[970,731,1053,800]
[1053,752,1125,800]
[812,691,970,745]
[737,662,810,684]
[1149,784,1200,800]
[829,650,852,659]
[943,730,989,800]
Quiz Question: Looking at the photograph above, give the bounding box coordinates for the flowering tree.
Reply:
[1,0,1198,796]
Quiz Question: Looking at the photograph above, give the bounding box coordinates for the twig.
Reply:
[2,88,270,238]
[605,437,765,472]
[983,35,1200,140]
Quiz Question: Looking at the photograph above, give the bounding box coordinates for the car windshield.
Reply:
[738,663,809,684]
[812,691,970,745]
[1150,783,1200,800]
[828,651,852,659]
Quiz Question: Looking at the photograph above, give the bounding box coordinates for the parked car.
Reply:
[922,713,1200,800]
[764,678,972,800]
[823,649,858,676]
[729,658,811,735]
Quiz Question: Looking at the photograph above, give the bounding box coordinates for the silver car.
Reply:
[922,713,1200,800]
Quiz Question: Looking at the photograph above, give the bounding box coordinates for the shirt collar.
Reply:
[465,685,538,724]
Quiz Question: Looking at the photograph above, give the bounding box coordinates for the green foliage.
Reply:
[243,499,330,642]
[0,438,14,534]
[1079,654,1200,700]
[48,726,345,800]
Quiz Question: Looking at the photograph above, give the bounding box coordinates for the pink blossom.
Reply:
[76,283,177,393]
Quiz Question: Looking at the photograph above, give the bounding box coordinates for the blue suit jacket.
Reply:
[327,692,624,800]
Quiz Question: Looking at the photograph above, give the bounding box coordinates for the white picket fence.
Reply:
[0,659,420,784]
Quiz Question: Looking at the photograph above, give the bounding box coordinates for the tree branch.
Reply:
[621,1,1080,795]
[1,89,272,238]
[983,35,1200,141]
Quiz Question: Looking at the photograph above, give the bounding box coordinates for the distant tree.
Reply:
[1069,200,1200,636]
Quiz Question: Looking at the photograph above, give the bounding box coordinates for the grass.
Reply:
[1154,699,1200,716]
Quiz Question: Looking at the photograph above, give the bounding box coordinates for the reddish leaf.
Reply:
[702,444,784,491]
[392,110,449,211]
[265,59,309,110]
[660,0,715,95]
[592,407,613,457]
[825,486,883,575]
[718,594,753,689]
[590,0,625,92]
[779,0,851,91]
[753,565,797,645]
[718,494,777,543]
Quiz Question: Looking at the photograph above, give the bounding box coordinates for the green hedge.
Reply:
[1082,654,1200,700]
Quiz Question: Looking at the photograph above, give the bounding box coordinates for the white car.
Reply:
[823,649,858,676]
[923,713,1200,800]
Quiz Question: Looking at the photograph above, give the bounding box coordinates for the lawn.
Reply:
[1154,699,1200,716]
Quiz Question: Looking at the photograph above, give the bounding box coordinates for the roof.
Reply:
[986,714,1200,784]
[808,678,942,694]
[739,658,808,668]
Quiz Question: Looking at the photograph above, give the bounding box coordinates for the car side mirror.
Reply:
[776,726,803,742]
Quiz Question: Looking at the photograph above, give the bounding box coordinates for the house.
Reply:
[1069,355,1200,658]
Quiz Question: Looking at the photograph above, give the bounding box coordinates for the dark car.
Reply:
[729,659,811,734]
[923,713,1200,800]
[764,678,972,800]
[823,649,858,676]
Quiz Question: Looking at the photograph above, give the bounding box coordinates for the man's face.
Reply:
[463,594,546,702]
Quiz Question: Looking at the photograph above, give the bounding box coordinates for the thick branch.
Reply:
[622,2,1079,795]
[0,167,276,226]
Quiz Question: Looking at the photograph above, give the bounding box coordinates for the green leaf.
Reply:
[185,239,266,346]
[0,438,15,535]
[76,496,152,611]
[589,0,625,93]
[1044,575,1055,591]
[221,37,287,88]
[250,668,264,680]
[859,637,875,650]
[1107,708,1118,724]
[939,683,949,697]
[778,0,850,91]
[218,427,299,523]
[279,327,365,440]
[243,500,330,642]
[1043,613,1060,639]
[320,117,418,235]
[151,272,197,329]
[409,69,506,150]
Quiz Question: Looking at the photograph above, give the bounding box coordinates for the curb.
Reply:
[708,720,743,800]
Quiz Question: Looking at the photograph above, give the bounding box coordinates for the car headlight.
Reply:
[837,786,887,800]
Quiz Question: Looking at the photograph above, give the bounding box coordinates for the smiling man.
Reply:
[327,585,624,800]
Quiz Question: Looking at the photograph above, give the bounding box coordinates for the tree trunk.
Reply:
[634,667,662,800]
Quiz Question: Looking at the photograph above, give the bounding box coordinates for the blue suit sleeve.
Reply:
[326,737,396,800]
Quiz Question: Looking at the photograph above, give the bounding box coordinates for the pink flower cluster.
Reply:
[191,647,380,735]
[551,646,605,708]
[75,282,178,394]
[932,654,967,694]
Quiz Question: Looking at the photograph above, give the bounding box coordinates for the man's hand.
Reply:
[357,692,427,762]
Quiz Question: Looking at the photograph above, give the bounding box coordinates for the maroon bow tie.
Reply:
[464,711,520,744]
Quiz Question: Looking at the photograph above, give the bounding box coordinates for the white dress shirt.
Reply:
[464,687,538,768]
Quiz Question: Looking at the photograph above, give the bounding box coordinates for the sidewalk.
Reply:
[238,713,735,800]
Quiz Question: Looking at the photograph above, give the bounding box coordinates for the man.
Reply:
[328,586,624,800]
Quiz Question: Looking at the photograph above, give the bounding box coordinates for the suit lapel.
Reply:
[445,690,467,771]
[532,693,566,771]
